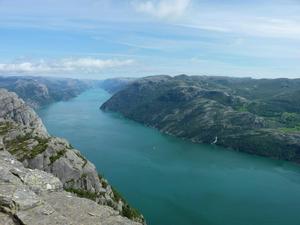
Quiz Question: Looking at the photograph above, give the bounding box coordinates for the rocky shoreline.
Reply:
[101,75,300,164]
[0,88,144,225]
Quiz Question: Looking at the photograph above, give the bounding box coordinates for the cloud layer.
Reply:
[0,58,134,75]
[0,0,300,78]
[133,0,190,19]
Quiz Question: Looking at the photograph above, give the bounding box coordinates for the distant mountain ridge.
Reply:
[0,76,134,109]
[101,75,300,163]
[98,78,136,94]
[0,76,95,108]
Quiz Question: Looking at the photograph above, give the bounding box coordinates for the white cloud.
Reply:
[133,0,190,19]
[242,17,300,38]
[61,58,134,70]
[177,23,231,33]
[0,58,135,74]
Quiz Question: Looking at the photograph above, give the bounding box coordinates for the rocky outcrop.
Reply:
[101,75,300,163]
[0,150,141,225]
[0,89,48,136]
[0,88,144,224]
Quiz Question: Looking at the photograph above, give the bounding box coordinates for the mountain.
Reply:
[0,76,95,108]
[101,75,300,163]
[98,78,136,94]
[0,88,144,224]
[0,76,135,109]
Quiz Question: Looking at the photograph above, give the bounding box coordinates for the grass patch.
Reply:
[66,179,75,184]
[75,152,87,168]
[65,188,97,201]
[6,133,49,160]
[278,126,300,133]
[111,186,125,202]
[28,137,49,159]
[49,149,66,164]
[0,122,13,135]
[111,187,143,221]
[98,173,103,180]
[236,104,248,113]
[101,180,108,189]
[122,205,141,221]
[98,174,108,188]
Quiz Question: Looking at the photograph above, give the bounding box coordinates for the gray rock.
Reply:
[0,89,48,137]
[0,150,142,225]
[0,212,16,225]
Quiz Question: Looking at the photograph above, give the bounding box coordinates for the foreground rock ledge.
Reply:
[0,150,141,225]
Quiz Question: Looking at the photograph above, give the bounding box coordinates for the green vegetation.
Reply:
[27,137,49,159]
[279,112,300,126]
[236,104,248,112]
[111,187,143,221]
[5,133,49,161]
[111,186,124,202]
[122,205,141,221]
[0,122,13,135]
[98,174,108,188]
[278,126,300,133]
[65,188,97,201]
[101,180,108,189]
[65,179,75,185]
[49,149,66,164]
[75,151,87,168]
[80,173,88,180]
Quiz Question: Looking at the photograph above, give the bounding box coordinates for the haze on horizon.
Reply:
[0,0,300,79]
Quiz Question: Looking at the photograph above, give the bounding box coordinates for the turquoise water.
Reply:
[38,89,300,225]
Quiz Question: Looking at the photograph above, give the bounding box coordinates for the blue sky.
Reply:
[0,0,300,79]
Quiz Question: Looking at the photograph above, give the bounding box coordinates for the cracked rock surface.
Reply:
[0,150,140,225]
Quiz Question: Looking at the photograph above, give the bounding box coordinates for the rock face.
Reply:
[0,150,141,225]
[101,75,300,163]
[0,89,48,136]
[0,88,144,224]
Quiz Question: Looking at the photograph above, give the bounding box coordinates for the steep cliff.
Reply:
[101,75,300,163]
[0,88,144,224]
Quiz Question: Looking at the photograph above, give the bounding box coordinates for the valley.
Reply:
[101,75,300,163]
[39,88,300,225]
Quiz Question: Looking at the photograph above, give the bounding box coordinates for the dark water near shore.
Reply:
[38,88,300,225]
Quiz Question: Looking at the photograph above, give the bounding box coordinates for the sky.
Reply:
[0,0,300,79]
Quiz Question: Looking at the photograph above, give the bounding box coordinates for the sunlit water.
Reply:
[38,89,300,225]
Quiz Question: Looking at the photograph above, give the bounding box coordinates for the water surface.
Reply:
[38,89,300,225]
